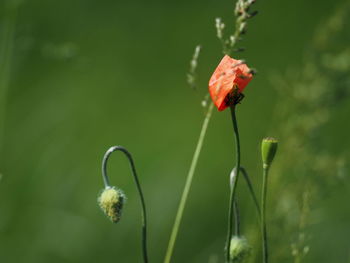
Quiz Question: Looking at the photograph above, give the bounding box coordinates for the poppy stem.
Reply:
[102,146,149,263]
[230,168,240,236]
[261,165,269,263]
[226,106,241,263]
[164,102,214,263]
[240,166,261,217]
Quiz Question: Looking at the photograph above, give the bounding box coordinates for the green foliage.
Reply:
[267,2,350,262]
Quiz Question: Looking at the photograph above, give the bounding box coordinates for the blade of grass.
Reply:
[164,102,214,263]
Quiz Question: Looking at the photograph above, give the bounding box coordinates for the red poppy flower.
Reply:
[208,55,253,111]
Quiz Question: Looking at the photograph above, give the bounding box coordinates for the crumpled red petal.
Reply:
[209,55,253,111]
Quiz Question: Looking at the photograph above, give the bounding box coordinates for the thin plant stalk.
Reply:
[261,165,269,263]
[102,146,149,263]
[164,102,214,263]
[225,105,241,263]
[230,168,241,236]
[240,167,261,217]
[230,168,260,241]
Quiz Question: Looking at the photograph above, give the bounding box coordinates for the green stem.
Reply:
[261,165,269,263]
[240,167,261,217]
[163,102,214,263]
[226,106,241,262]
[102,146,149,263]
[230,169,240,236]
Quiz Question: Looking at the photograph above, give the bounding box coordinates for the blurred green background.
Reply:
[0,0,349,262]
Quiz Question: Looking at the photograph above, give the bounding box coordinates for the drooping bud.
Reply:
[261,137,278,168]
[229,236,251,263]
[98,186,125,223]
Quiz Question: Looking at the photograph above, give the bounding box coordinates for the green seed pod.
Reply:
[98,186,125,223]
[261,137,278,168]
[230,236,251,263]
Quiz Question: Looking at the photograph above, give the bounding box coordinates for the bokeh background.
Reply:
[0,0,349,262]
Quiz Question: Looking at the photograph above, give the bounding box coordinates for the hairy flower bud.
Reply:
[229,236,251,263]
[261,137,278,168]
[98,186,125,223]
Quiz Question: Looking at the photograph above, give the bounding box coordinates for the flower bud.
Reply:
[261,137,278,168]
[98,186,125,223]
[230,236,251,263]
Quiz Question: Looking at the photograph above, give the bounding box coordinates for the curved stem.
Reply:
[102,146,149,263]
[240,167,261,217]
[164,102,214,263]
[226,106,241,262]
[261,165,269,263]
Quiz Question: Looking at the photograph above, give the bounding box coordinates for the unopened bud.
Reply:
[98,186,125,223]
[230,236,251,263]
[261,137,278,168]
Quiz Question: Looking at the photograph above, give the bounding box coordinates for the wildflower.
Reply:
[229,236,252,263]
[98,186,125,223]
[208,55,253,111]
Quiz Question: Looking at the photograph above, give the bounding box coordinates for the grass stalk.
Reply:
[164,102,214,263]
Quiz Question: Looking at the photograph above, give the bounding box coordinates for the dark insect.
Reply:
[224,88,245,107]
